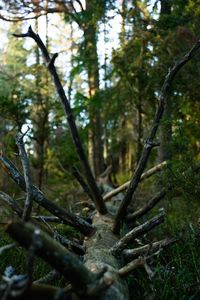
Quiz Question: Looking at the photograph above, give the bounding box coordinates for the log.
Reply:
[84,213,129,300]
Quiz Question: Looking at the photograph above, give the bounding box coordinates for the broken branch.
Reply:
[111,212,165,256]
[6,221,94,291]
[125,189,166,223]
[122,237,178,260]
[104,161,167,202]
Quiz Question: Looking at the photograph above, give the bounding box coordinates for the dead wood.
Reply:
[125,189,166,223]
[111,212,165,256]
[122,237,178,260]
[103,161,167,202]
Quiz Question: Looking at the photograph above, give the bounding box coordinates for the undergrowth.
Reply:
[129,158,200,299]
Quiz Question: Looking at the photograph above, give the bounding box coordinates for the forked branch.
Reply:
[113,39,200,233]
[111,212,165,256]
[13,26,107,215]
[119,237,177,277]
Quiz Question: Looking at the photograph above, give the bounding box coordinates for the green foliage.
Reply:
[129,192,200,299]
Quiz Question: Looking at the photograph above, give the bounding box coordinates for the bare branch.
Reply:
[0,191,85,256]
[13,26,107,215]
[0,244,15,256]
[119,237,177,278]
[111,212,165,256]
[104,161,167,202]
[0,191,22,217]
[71,167,94,202]
[75,0,85,12]
[6,221,94,290]
[38,216,86,255]
[122,237,178,260]
[6,221,112,296]
[125,189,166,223]
[16,128,33,221]
[33,215,62,223]
[0,155,95,236]
[113,40,200,233]
[34,270,61,285]
[118,256,144,277]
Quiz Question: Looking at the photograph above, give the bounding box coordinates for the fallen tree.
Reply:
[0,26,200,300]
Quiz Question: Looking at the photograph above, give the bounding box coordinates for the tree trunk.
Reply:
[84,213,129,300]
[158,0,172,162]
[33,2,49,189]
[84,0,104,176]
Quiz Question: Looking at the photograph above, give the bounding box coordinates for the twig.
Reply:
[0,155,95,236]
[0,191,22,217]
[103,161,167,201]
[38,216,85,255]
[113,39,200,233]
[33,215,62,223]
[125,189,166,223]
[0,191,85,256]
[34,270,61,285]
[111,212,165,256]
[16,128,33,221]
[119,239,176,278]
[13,26,107,215]
[122,237,178,260]
[118,256,144,277]
[0,243,15,256]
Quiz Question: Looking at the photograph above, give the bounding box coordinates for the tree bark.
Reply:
[158,0,172,162]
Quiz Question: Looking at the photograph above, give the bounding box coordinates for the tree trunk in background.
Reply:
[33,3,49,189]
[84,0,104,177]
[158,0,172,162]
[119,115,128,173]
[136,99,143,163]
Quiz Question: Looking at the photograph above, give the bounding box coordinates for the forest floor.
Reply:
[0,172,200,300]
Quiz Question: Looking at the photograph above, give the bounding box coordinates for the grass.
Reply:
[128,193,200,300]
